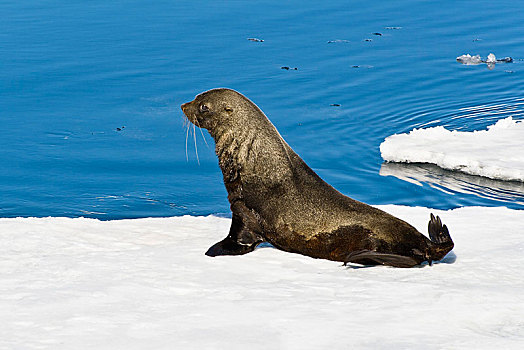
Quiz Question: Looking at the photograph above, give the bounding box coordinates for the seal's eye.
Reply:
[199,104,210,113]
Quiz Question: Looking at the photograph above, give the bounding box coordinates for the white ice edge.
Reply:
[380,116,524,182]
[2,207,524,349]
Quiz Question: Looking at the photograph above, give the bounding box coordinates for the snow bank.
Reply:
[2,207,524,349]
[380,117,524,182]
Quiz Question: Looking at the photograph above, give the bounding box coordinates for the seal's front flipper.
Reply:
[344,250,419,268]
[205,213,264,257]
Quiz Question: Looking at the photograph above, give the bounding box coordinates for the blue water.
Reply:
[2,0,524,219]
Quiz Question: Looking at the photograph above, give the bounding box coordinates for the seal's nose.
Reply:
[181,102,190,113]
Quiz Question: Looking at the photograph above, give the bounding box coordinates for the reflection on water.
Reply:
[447,98,524,130]
[380,162,524,206]
[412,97,524,131]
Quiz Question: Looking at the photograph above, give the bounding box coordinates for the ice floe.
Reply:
[380,117,524,182]
[1,207,524,349]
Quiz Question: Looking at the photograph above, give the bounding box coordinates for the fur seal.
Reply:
[181,88,454,267]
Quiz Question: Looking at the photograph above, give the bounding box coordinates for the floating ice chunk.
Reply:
[380,117,524,182]
[456,54,482,65]
[457,53,513,67]
[486,53,497,64]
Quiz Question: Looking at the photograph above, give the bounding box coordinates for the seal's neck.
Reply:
[210,118,295,187]
[212,127,256,183]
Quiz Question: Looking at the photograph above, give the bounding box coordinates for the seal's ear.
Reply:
[224,106,233,112]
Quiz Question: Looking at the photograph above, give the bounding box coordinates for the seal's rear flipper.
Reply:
[344,250,419,268]
[428,213,452,244]
[428,213,454,261]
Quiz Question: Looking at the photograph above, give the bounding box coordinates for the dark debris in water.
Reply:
[330,104,341,107]
[364,39,373,42]
[327,39,350,43]
[247,38,264,42]
[385,26,402,30]
[116,126,126,131]
[281,66,298,70]
[372,32,382,36]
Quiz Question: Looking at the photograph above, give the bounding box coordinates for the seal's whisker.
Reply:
[185,123,190,162]
[193,118,209,147]
[193,123,200,165]
[181,113,190,128]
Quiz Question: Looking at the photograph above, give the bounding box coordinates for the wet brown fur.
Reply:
[181,88,454,267]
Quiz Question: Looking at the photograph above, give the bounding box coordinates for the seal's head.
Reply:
[181,88,267,140]
[181,88,291,185]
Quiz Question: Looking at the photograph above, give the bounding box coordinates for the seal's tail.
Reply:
[428,213,454,261]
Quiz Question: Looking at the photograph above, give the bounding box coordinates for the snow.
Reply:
[2,206,524,349]
[380,117,524,182]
